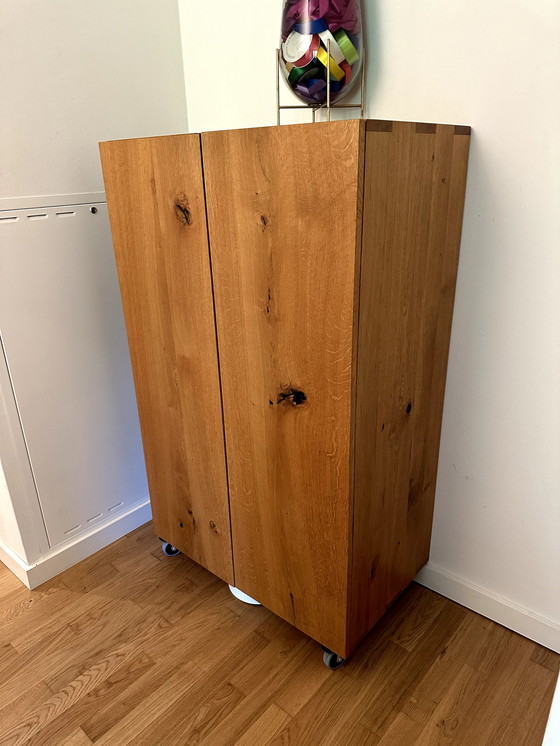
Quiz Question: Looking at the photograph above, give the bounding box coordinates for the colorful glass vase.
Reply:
[280,0,363,106]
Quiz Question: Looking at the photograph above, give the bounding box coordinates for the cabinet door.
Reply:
[202,121,364,654]
[100,135,233,583]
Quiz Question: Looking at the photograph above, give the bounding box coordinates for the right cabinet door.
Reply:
[201,121,364,655]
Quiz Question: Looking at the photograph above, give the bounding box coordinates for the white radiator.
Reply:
[0,194,150,585]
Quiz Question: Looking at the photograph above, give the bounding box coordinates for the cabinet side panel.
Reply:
[202,121,363,656]
[349,122,470,651]
[99,135,233,584]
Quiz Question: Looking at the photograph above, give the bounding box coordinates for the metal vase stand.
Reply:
[276,39,366,124]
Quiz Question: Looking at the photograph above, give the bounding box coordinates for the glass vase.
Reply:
[280,0,363,107]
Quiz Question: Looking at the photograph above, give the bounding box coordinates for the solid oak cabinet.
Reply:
[100,120,470,661]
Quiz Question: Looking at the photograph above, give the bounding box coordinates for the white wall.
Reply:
[178,0,560,644]
[178,3,277,133]
[0,0,188,199]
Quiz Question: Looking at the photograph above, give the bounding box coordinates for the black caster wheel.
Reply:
[322,649,346,670]
[161,541,180,557]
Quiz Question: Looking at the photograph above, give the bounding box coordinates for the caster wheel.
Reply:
[162,541,180,557]
[322,649,346,670]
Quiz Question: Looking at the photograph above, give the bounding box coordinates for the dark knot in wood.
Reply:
[277,388,307,407]
[174,198,192,225]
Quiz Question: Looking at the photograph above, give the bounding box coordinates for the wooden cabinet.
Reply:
[100,119,470,660]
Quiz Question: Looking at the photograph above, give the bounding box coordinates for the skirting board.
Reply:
[0,498,152,589]
[416,562,560,653]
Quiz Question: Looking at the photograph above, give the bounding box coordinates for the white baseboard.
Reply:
[0,540,33,587]
[416,562,560,653]
[0,498,152,589]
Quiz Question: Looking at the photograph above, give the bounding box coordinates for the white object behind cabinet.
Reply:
[0,194,150,587]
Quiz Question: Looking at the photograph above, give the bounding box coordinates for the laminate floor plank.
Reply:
[0,642,147,746]
[23,653,155,746]
[360,604,468,737]
[412,663,482,745]
[233,704,292,746]
[485,659,557,746]
[337,721,381,746]
[0,522,556,746]
[82,630,268,744]
[132,679,245,746]
[0,682,53,737]
[0,599,168,711]
[42,604,169,694]
[0,581,66,633]
[377,712,422,746]
[6,590,109,654]
[196,642,317,746]
[90,660,208,746]
[531,644,560,672]
[450,627,536,746]
[55,728,93,746]
[389,589,449,652]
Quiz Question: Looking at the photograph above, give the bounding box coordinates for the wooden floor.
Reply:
[0,524,557,746]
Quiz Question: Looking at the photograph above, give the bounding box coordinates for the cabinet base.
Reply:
[228,585,261,606]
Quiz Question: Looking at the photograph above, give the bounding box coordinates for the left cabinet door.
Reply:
[100,134,233,583]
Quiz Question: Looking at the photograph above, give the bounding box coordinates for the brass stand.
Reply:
[276,40,366,124]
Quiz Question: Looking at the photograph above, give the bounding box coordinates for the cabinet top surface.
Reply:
[99,119,471,146]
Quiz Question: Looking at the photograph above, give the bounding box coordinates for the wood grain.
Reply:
[99,135,233,583]
[201,120,365,656]
[348,122,471,651]
[0,524,556,745]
